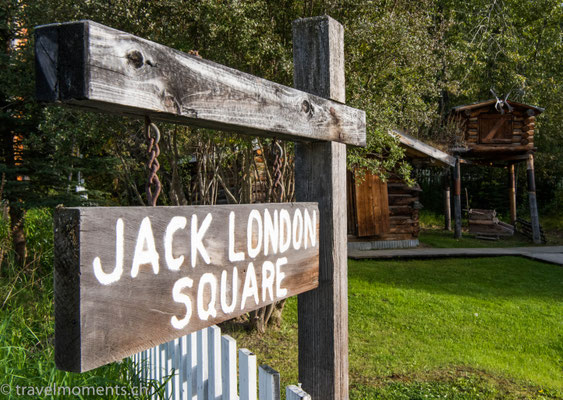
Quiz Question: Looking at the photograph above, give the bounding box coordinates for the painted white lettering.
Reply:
[171,277,194,329]
[263,209,278,256]
[261,261,275,302]
[241,262,259,309]
[220,267,238,314]
[228,212,245,262]
[197,273,217,320]
[191,213,212,268]
[93,218,124,285]
[131,217,159,278]
[292,209,303,250]
[279,209,291,254]
[247,210,263,259]
[165,216,187,270]
[276,257,288,298]
[304,209,317,249]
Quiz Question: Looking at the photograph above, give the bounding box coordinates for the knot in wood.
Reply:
[301,99,313,116]
[126,50,144,69]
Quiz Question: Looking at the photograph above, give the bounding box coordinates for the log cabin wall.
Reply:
[457,102,539,154]
[347,172,421,240]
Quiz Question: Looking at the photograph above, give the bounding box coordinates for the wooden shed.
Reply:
[347,130,455,250]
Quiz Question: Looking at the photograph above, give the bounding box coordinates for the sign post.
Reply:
[293,16,349,400]
[36,16,366,398]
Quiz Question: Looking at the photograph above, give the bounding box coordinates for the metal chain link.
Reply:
[271,139,284,202]
[145,116,162,206]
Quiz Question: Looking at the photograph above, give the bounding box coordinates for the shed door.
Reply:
[354,173,390,237]
[479,114,513,143]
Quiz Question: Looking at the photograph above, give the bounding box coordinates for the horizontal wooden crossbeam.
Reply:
[35,20,366,146]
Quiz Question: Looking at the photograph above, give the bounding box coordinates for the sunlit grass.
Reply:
[232,257,563,399]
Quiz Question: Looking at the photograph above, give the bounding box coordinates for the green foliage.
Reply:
[3,0,562,210]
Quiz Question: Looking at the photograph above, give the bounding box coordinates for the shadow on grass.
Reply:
[349,256,563,301]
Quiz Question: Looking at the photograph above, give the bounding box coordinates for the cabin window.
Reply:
[479,114,513,144]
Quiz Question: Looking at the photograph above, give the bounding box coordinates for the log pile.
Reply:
[515,218,547,244]
[386,177,421,239]
[468,209,514,239]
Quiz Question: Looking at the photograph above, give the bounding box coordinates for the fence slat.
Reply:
[239,349,257,400]
[167,339,175,397]
[259,365,280,400]
[286,385,311,400]
[197,328,209,399]
[131,330,306,400]
[221,335,237,400]
[143,350,149,381]
[208,326,222,400]
[160,343,168,396]
[151,344,157,382]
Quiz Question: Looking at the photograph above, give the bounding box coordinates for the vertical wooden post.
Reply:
[508,163,517,226]
[453,156,462,239]
[293,16,349,400]
[526,154,541,243]
[443,169,452,231]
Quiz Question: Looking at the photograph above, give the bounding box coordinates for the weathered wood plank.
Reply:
[54,203,319,372]
[443,170,452,231]
[221,335,237,400]
[208,325,222,399]
[294,16,349,400]
[389,129,456,167]
[526,155,541,244]
[286,385,312,400]
[259,365,281,400]
[239,349,257,400]
[35,20,365,146]
[453,156,462,239]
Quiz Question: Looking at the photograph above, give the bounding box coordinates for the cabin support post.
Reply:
[293,16,349,400]
[526,154,541,243]
[453,156,462,239]
[508,163,517,226]
[443,169,452,231]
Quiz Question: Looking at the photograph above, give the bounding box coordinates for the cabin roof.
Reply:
[451,99,544,114]
[389,129,456,167]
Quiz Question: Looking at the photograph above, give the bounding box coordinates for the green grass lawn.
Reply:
[419,229,535,248]
[229,256,563,399]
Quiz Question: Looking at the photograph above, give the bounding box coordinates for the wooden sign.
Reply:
[54,203,319,372]
[35,20,366,147]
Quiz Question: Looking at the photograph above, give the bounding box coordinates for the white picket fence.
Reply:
[130,325,310,400]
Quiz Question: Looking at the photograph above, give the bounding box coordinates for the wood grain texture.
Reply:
[444,171,452,231]
[54,208,81,371]
[390,129,456,167]
[354,173,390,237]
[35,20,365,147]
[453,157,462,239]
[54,203,319,372]
[508,164,517,225]
[526,155,541,244]
[293,15,349,400]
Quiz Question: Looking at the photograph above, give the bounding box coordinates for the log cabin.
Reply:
[449,99,545,243]
[450,99,544,157]
[347,130,455,250]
